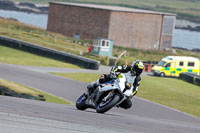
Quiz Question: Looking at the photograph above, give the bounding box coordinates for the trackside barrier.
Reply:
[143,64,155,72]
[142,61,158,72]
[195,77,200,86]
[143,65,146,72]
[0,36,100,70]
[179,72,200,86]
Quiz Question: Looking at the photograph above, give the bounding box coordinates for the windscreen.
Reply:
[157,61,166,66]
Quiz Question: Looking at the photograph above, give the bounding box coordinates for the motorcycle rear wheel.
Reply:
[76,93,88,110]
[96,94,120,113]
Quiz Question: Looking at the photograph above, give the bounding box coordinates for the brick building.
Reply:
[47,2,176,51]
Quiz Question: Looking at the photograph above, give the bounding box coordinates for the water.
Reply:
[0,10,48,29]
[172,29,200,50]
[0,10,200,50]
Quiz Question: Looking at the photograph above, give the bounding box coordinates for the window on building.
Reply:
[154,40,158,50]
[73,34,80,40]
[179,62,184,66]
[132,40,135,48]
[102,41,105,47]
[188,62,194,67]
[106,41,109,47]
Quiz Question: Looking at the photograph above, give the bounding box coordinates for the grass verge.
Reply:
[0,78,71,105]
[0,45,80,68]
[51,72,101,83]
[52,72,200,117]
[139,76,200,118]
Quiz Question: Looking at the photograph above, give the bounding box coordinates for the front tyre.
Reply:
[76,93,88,110]
[160,72,165,77]
[96,94,120,113]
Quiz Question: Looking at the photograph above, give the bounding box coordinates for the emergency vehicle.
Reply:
[152,56,200,77]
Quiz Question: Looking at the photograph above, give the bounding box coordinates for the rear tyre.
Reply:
[96,94,120,113]
[76,93,88,110]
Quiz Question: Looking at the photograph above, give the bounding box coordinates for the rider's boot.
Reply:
[87,81,99,96]
[87,81,99,108]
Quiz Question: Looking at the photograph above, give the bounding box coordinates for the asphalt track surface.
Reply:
[0,62,200,133]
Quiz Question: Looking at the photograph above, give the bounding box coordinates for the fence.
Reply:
[4,24,92,46]
[179,72,200,86]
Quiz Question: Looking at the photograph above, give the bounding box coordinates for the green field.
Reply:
[0,45,80,68]
[52,72,200,117]
[12,0,200,22]
[140,76,200,118]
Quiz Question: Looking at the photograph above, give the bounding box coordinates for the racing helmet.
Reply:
[131,60,144,75]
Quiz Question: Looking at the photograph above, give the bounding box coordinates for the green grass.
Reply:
[139,76,200,118]
[52,72,101,83]
[52,72,200,117]
[0,78,40,97]
[0,45,80,68]
[12,0,200,22]
[0,78,71,105]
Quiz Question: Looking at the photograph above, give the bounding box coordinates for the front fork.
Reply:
[102,90,115,102]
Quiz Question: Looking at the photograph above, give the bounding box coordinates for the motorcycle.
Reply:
[76,72,135,113]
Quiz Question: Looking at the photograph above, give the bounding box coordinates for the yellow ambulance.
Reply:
[152,56,200,77]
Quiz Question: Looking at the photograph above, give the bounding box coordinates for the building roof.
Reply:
[50,2,176,16]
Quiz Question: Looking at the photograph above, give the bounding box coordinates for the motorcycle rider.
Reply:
[87,60,144,109]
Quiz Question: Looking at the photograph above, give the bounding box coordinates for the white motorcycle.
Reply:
[76,72,135,113]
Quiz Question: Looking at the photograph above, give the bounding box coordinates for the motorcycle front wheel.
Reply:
[76,93,88,110]
[96,94,120,113]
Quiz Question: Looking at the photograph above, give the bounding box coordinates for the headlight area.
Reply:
[152,70,160,76]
